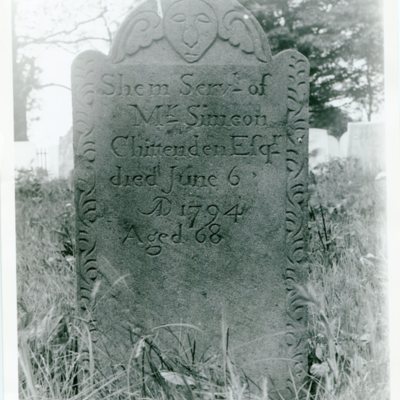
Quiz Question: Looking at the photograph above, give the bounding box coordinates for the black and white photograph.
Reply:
[0,0,399,399]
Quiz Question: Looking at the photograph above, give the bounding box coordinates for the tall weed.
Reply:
[15,161,388,400]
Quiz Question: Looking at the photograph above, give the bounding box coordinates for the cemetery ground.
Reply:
[16,159,388,400]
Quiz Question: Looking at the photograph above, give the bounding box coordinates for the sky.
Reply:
[14,0,138,176]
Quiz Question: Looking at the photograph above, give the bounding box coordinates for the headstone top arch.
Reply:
[111,0,272,64]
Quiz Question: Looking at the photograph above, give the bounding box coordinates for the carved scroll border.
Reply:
[72,51,103,355]
[285,49,310,396]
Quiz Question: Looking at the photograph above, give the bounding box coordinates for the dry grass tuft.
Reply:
[16,159,388,399]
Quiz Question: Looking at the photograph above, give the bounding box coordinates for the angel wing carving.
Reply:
[219,10,271,63]
[111,11,163,63]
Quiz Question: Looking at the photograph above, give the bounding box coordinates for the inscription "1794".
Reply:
[122,198,247,256]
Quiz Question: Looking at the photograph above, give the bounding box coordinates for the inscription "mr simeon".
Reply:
[126,104,273,127]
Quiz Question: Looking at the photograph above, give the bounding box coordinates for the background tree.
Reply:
[240,0,383,137]
[12,0,135,141]
[14,0,383,141]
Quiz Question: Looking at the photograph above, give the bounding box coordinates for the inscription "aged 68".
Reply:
[72,0,309,398]
[123,198,246,256]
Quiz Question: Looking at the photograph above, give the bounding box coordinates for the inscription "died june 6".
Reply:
[110,164,243,191]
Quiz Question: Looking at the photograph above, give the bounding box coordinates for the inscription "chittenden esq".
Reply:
[110,134,281,164]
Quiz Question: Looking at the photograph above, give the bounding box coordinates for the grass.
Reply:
[15,159,388,399]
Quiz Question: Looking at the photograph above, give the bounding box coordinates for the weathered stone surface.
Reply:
[72,0,309,397]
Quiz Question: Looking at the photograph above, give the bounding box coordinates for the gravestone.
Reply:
[59,128,74,179]
[327,135,340,159]
[309,128,329,170]
[309,128,340,170]
[14,141,36,171]
[72,0,309,397]
[342,122,385,173]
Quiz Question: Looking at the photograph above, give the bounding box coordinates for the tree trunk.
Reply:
[366,60,373,122]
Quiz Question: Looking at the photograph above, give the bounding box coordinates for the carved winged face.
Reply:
[164,0,217,63]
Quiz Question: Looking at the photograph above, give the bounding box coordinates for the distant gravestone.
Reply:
[58,128,74,179]
[14,141,36,171]
[339,130,349,158]
[309,128,329,169]
[308,128,340,170]
[72,0,309,397]
[327,135,340,159]
[342,122,385,173]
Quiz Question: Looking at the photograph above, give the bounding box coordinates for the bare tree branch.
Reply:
[52,43,79,54]
[100,6,113,44]
[36,83,71,91]
[21,36,110,46]
[17,9,107,47]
